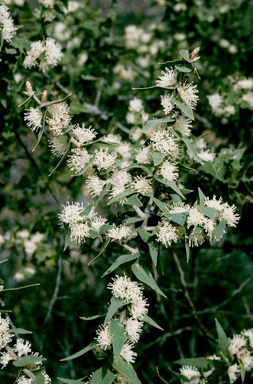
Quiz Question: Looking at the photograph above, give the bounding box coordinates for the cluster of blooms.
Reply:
[95,275,148,364]
[206,93,236,119]
[23,38,63,72]
[0,4,17,43]
[155,195,240,248]
[126,98,149,140]
[175,328,253,384]
[219,38,238,54]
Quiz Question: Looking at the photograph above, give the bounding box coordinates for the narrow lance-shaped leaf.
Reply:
[110,320,128,362]
[33,374,45,384]
[104,297,130,325]
[141,117,174,133]
[37,94,72,109]
[32,110,47,152]
[179,49,192,63]
[154,176,186,199]
[131,263,167,298]
[13,355,46,367]
[63,223,71,252]
[49,142,71,177]
[88,239,110,265]
[60,340,98,361]
[110,355,142,384]
[215,319,231,362]
[102,253,140,277]
[90,367,116,384]
[143,314,163,331]
[8,328,32,334]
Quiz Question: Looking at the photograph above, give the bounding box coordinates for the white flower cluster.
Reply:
[0,314,13,351]
[126,98,148,134]
[150,126,179,157]
[109,170,132,205]
[23,38,63,72]
[95,275,148,364]
[207,93,236,118]
[0,5,17,43]
[46,103,71,136]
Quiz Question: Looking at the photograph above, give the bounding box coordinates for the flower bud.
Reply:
[192,56,201,63]
[191,47,200,58]
[41,90,47,104]
[25,81,33,95]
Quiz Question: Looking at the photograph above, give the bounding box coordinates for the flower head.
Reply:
[120,342,137,364]
[0,5,17,42]
[150,128,179,157]
[161,94,174,115]
[124,318,143,343]
[46,103,72,136]
[0,351,12,368]
[14,339,32,357]
[67,148,91,174]
[158,161,179,181]
[70,223,90,243]
[107,225,132,241]
[129,98,143,112]
[198,149,215,162]
[94,147,117,171]
[130,176,152,195]
[174,115,192,137]
[96,324,112,350]
[108,274,144,302]
[24,108,43,132]
[49,135,69,157]
[227,364,240,383]
[59,202,84,224]
[187,208,205,229]
[178,82,199,109]
[86,175,106,197]
[156,220,178,247]
[72,124,97,144]
[156,67,177,87]
[135,146,152,164]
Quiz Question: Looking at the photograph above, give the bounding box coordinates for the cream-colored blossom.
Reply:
[67,148,91,173]
[178,82,199,108]
[156,220,178,247]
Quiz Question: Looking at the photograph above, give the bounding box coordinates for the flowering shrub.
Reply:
[0,1,253,384]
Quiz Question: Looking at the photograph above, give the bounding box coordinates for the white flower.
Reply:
[49,135,69,157]
[0,5,17,42]
[70,223,90,243]
[96,324,112,350]
[204,195,223,211]
[189,231,205,247]
[219,39,230,48]
[206,93,223,116]
[169,202,190,213]
[223,105,236,117]
[234,78,253,91]
[24,108,43,131]
[130,128,142,141]
[130,297,148,319]
[129,98,143,112]
[124,318,143,343]
[203,218,217,241]
[126,112,135,124]
[174,115,192,136]
[240,353,253,371]
[174,3,187,11]
[112,170,131,187]
[107,225,132,241]
[158,161,179,181]
[39,0,54,7]
[156,68,177,87]
[0,351,12,368]
[241,329,253,348]
[178,82,199,109]
[194,138,206,149]
[120,343,137,364]
[54,22,70,41]
[72,124,97,144]
[42,9,55,21]
[46,103,71,136]
[115,373,131,384]
[156,220,178,247]
[0,315,13,350]
[150,128,179,157]
[116,143,131,159]
[242,93,253,108]
[94,147,117,171]
[101,134,122,144]
[130,176,152,195]
[179,366,201,382]
[17,376,33,384]
[135,146,152,164]
[91,216,107,231]
[228,44,237,54]
[229,334,247,356]
[108,274,144,303]
[187,208,205,229]
[67,148,91,174]
[86,175,106,197]
[174,33,186,41]
[222,204,240,227]
[59,202,84,224]
[161,94,174,115]
[42,371,51,384]
[227,364,240,383]
[109,185,126,205]
[198,149,215,162]
[14,339,32,357]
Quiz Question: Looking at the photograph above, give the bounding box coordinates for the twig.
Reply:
[172,251,215,340]
[194,112,212,128]
[94,78,104,107]
[120,243,139,254]
[132,205,146,218]
[117,122,131,134]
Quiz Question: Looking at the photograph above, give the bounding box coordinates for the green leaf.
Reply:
[13,355,46,367]
[89,229,98,239]
[150,148,166,166]
[110,355,142,384]
[147,235,158,265]
[143,314,163,331]
[58,379,83,384]
[74,154,95,176]
[63,224,71,252]
[98,224,112,235]
[60,340,98,361]
[125,217,144,224]
[198,188,206,205]
[49,142,71,177]
[164,212,189,226]
[171,96,194,119]
[109,189,134,204]
[102,253,140,277]
[138,228,150,243]
[104,297,129,325]
[0,30,3,51]
[182,137,199,161]
[80,204,94,217]
[80,314,105,321]
[94,183,111,207]
[153,197,170,214]
[125,194,142,207]
[8,328,32,334]
[154,175,185,199]
[175,65,192,73]
[239,360,246,382]
[110,320,128,362]
[33,374,45,384]
[131,263,167,298]
[90,367,116,384]
[9,37,31,52]
[141,117,174,133]
[175,357,223,370]
[179,49,192,63]
[200,161,223,181]
[192,225,203,234]
[88,239,111,265]
[32,110,46,152]
[37,94,72,109]
[171,194,182,204]
[185,238,190,262]
[215,319,231,362]
[198,206,218,218]
[215,218,226,240]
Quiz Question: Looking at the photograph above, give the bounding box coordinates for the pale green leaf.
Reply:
[60,340,98,361]
[131,263,166,298]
